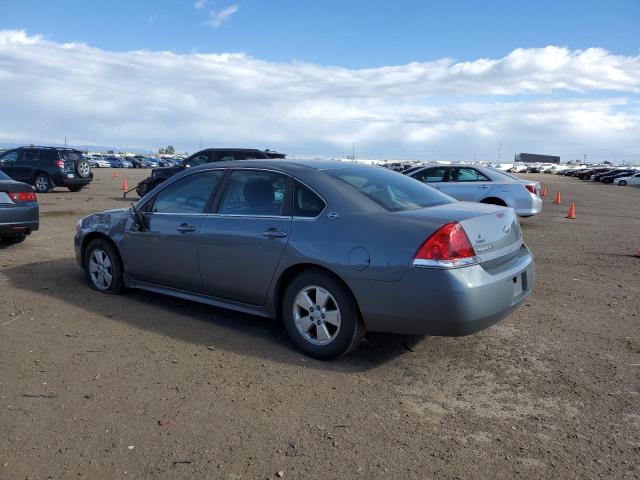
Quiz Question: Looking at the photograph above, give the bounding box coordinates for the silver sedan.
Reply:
[74,160,534,359]
[406,164,542,216]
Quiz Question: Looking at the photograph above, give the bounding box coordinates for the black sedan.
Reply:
[0,170,39,244]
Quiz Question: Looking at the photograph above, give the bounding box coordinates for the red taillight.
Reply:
[414,222,476,268]
[8,191,37,203]
[524,184,536,195]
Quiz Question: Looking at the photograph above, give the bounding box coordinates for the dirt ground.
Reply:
[1,168,639,480]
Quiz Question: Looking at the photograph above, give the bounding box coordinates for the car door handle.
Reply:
[479,185,490,189]
[177,223,196,234]
[262,229,287,238]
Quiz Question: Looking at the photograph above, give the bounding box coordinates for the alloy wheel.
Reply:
[35,176,50,192]
[88,249,113,291]
[293,285,341,345]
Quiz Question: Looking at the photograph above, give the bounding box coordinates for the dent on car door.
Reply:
[123,170,225,292]
[198,169,292,306]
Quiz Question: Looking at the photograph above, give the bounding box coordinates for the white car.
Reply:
[88,157,111,168]
[614,172,640,186]
[407,164,542,217]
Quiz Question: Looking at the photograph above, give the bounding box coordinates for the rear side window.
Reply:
[328,166,454,212]
[450,167,490,182]
[294,183,325,217]
[218,170,288,216]
[41,150,61,164]
[151,170,224,214]
[414,167,448,183]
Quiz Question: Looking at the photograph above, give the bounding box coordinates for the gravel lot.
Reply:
[1,168,639,479]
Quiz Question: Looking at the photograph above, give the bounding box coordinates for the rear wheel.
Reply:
[282,270,364,359]
[1,234,27,244]
[33,173,53,193]
[84,239,124,294]
[481,197,507,207]
[68,185,84,192]
[619,180,627,186]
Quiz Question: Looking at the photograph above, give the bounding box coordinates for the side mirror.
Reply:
[130,203,147,232]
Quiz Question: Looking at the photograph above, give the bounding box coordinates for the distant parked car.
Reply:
[0,146,93,192]
[599,170,637,184]
[0,169,39,244]
[88,157,111,168]
[614,172,640,186]
[75,159,534,358]
[406,164,542,217]
[134,148,286,197]
[104,156,132,168]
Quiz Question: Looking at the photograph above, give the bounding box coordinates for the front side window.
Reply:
[328,166,454,212]
[294,182,325,217]
[218,170,288,216]
[414,167,448,183]
[185,151,212,167]
[0,150,19,165]
[449,167,490,182]
[150,170,223,214]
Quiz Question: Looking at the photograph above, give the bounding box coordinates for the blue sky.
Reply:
[1,0,638,68]
[0,1,639,161]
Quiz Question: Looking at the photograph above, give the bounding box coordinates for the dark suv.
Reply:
[135,148,285,197]
[0,146,93,193]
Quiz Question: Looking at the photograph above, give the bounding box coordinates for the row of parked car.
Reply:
[87,155,183,169]
[557,166,640,186]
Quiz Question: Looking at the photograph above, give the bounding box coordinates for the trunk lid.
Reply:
[397,201,523,267]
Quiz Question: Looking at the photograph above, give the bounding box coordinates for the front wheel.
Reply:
[619,180,627,186]
[84,239,124,294]
[282,270,364,359]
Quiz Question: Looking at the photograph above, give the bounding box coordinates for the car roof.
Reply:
[190,158,368,172]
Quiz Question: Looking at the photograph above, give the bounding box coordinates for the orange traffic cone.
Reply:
[553,191,561,204]
[122,178,128,191]
[113,170,118,178]
[541,186,547,197]
[566,202,576,219]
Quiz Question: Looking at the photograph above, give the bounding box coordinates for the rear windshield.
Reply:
[0,170,10,180]
[62,151,85,161]
[490,168,522,181]
[327,166,454,211]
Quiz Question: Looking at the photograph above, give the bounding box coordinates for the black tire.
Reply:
[1,234,27,244]
[83,238,124,294]
[481,197,508,207]
[33,173,53,193]
[76,159,91,178]
[68,185,84,192]
[619,180,627,186]
[282,270,365,359]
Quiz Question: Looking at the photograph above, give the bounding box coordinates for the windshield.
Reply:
[489,168,522,181]
[327,166,454,211]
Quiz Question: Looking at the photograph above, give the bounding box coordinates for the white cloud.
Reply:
[205,4,239,29]
[0,29,638,161]
[194,0,208,10]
